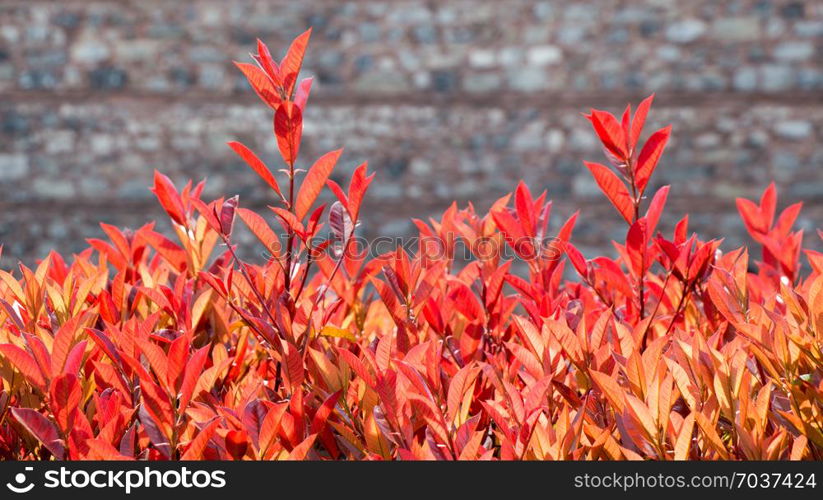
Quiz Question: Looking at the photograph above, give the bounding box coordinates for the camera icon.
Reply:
[6,467,34,494]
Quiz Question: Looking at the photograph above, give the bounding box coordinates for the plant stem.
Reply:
[624,155,646,319]
[221,235,281,340]
[284,164,296,293]
[662,280,696,338]
[640,270,672,350]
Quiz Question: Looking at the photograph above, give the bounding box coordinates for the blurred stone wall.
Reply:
[0,0,821,265]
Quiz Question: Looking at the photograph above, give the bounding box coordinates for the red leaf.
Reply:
[449,283,485,324]
[306,203,327,237]
[488,259,512,301]
[100,223,131,259]
[11,408,65,459]
[326,179,348,209]
[237,208,282,257]
[347,162,374,222]
[274,102,303,167]
[280,28,312,98]
[228,141,283,197]
[336,348,376,388]
[166,335,189,393]
[139,376,174,441]
[179,346,209,411]
[447,364,480,422]
[86,238,128,270]
[281,340,304,394]
[294,77,313,111]
[588,109,627,159]
[736,182,777,238]
[593,256,634,298]
[188,195,222,235]
[565,243,588,277]
[49,373,82,434]
[234,62,281,109]
[25,336,52,389]
[620,104,632,151]
[644,185,670,236]
[774,202,802,237]
[85,328,122,366]
[62,340,87,377]
[635,125,671,193]
[140,230,187,272]
[151,171,186,226]
[492,208,526,241]
[584,161,635,224]
[736,198,764,236]
[310,390,342,435]
[225,430,249,460]
[255,39,281,85]
[630,94,655,150]
[626,218,648,278]
[86,438,134,460]
[759,182,777,229]
[514,181,536,237]
[295,149,342,220]
[555,211,579,244]
[674,215,689,243]
[134,337,169,390]
[270,206,306,238]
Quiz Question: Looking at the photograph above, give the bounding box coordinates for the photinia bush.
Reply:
[0,29,821,461]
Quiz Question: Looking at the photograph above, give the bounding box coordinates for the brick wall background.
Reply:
[0,0,821,265]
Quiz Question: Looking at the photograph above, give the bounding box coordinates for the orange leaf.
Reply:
[447,363,479,422]
[140,230,187,272]
[237,208,282,257]
[0,344,47,391]
[694,412,729,459]
[584,161,634,224]
[228,141,282,197]
[181,418,221,460]
[624,394,657,442]
[287,433,317,460]
[51,315,84,378]
[589,370,626,413]
[674,413,695,460]
[295,149,342,220]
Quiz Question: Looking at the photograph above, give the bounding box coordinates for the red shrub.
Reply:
[0,30,821,461]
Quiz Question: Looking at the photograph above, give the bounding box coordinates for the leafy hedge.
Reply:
[0,29,821,461]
